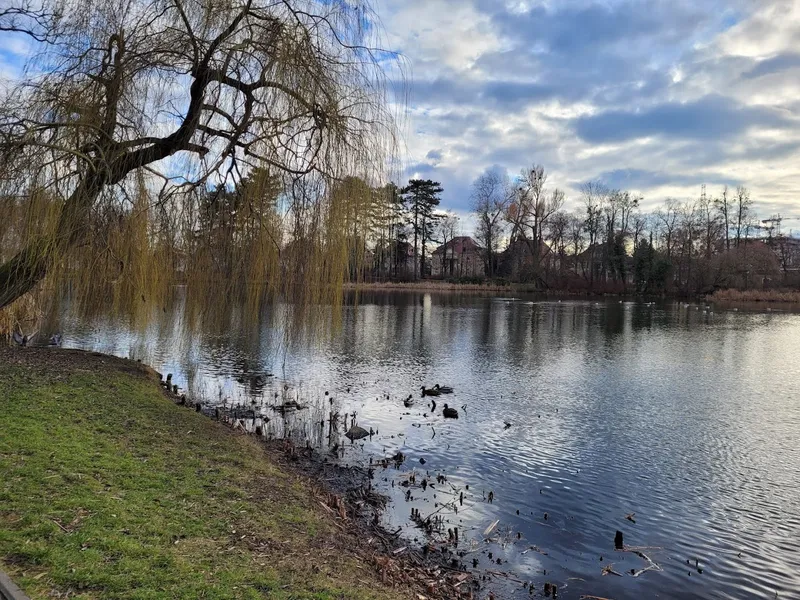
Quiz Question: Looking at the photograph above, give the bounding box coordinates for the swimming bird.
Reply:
[442,404,459,419]
[421,386,441,397]
[433,384,454,394]
[403,395,414,407]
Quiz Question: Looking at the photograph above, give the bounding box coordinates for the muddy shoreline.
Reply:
[176,379,483,599]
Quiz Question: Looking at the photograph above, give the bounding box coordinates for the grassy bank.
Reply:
[709,288,800,303]
[0,348,409,600]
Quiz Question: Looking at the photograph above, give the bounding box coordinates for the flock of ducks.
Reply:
[403,384,458,418]
[678,302,715,315]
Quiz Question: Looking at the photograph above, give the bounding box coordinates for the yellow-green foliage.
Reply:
[1,168,396,339]
[0,0,402,332]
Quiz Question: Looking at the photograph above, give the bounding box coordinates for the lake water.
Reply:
[54,292,800,599]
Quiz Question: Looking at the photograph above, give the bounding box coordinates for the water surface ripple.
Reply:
[58,294,800,599]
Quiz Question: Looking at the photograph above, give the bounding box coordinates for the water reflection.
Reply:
[53,291,800,599]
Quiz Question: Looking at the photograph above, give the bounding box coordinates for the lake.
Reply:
[53,291,800,599]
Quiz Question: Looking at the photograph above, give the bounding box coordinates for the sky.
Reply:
[377,0,800,229]
[2,0,799,233]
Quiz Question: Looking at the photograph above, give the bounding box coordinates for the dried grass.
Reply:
[709,288,800,303]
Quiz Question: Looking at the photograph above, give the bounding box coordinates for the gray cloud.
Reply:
[574,95,792,143]
[382,0,800,220]
[592,168,742,190]
[743,53,800,79]
[425,149,443,162]
[406,162,439,176]
[412,76,556,109]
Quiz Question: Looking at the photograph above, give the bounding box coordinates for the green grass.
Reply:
[0,358,403,599]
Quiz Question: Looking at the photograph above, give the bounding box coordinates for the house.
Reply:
[431,236,484,278]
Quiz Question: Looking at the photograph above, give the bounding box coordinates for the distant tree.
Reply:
[193,166,283,280]
[581,181,608,288]
[371,182,404,279]
[603,190,639,284]
[698,185,722,259]
[715,186,732,251]
[568,213,586,276]
[506,165,564,284]
[402,179,442,279]
[656,198,680,261]
[472,168,511,278]
[610,231,628,289]
[386,183,408,278]
[633,236,670,294]
[734,185,752,248]
[632,212,648,253]
[436,212,460,277]
[548,210,570,278]
[616,191,642,239]
[677,200,699,292]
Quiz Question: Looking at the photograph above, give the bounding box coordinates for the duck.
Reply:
[403,395,414,407]
[421,386,441,397]
[433,384,454,394]
[442,404,459,419]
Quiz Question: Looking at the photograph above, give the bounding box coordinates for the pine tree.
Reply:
[401,179,443,279]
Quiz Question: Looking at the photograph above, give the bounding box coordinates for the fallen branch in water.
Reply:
[630,550,661,577]
[483,519,500,536]
[486,569,526,584]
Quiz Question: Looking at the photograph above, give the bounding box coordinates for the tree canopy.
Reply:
[0,0,398,314]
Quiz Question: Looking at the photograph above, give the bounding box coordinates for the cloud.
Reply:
[425,149,443,162]
[574,95,793,143]
[592,168,741,191]
[406,161,438,176]
[379,0,800,230]
[743,53,800,79]
[411,76,556,109]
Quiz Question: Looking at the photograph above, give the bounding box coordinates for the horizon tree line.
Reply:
[468,164,793,294]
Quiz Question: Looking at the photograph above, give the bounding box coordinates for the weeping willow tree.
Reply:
[0,0,400,329]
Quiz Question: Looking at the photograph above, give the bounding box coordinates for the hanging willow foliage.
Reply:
[0,0,403,334]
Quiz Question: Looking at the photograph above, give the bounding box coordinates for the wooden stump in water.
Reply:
[615,530,624,549]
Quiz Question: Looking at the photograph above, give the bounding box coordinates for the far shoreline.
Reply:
[344,280,800,304]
